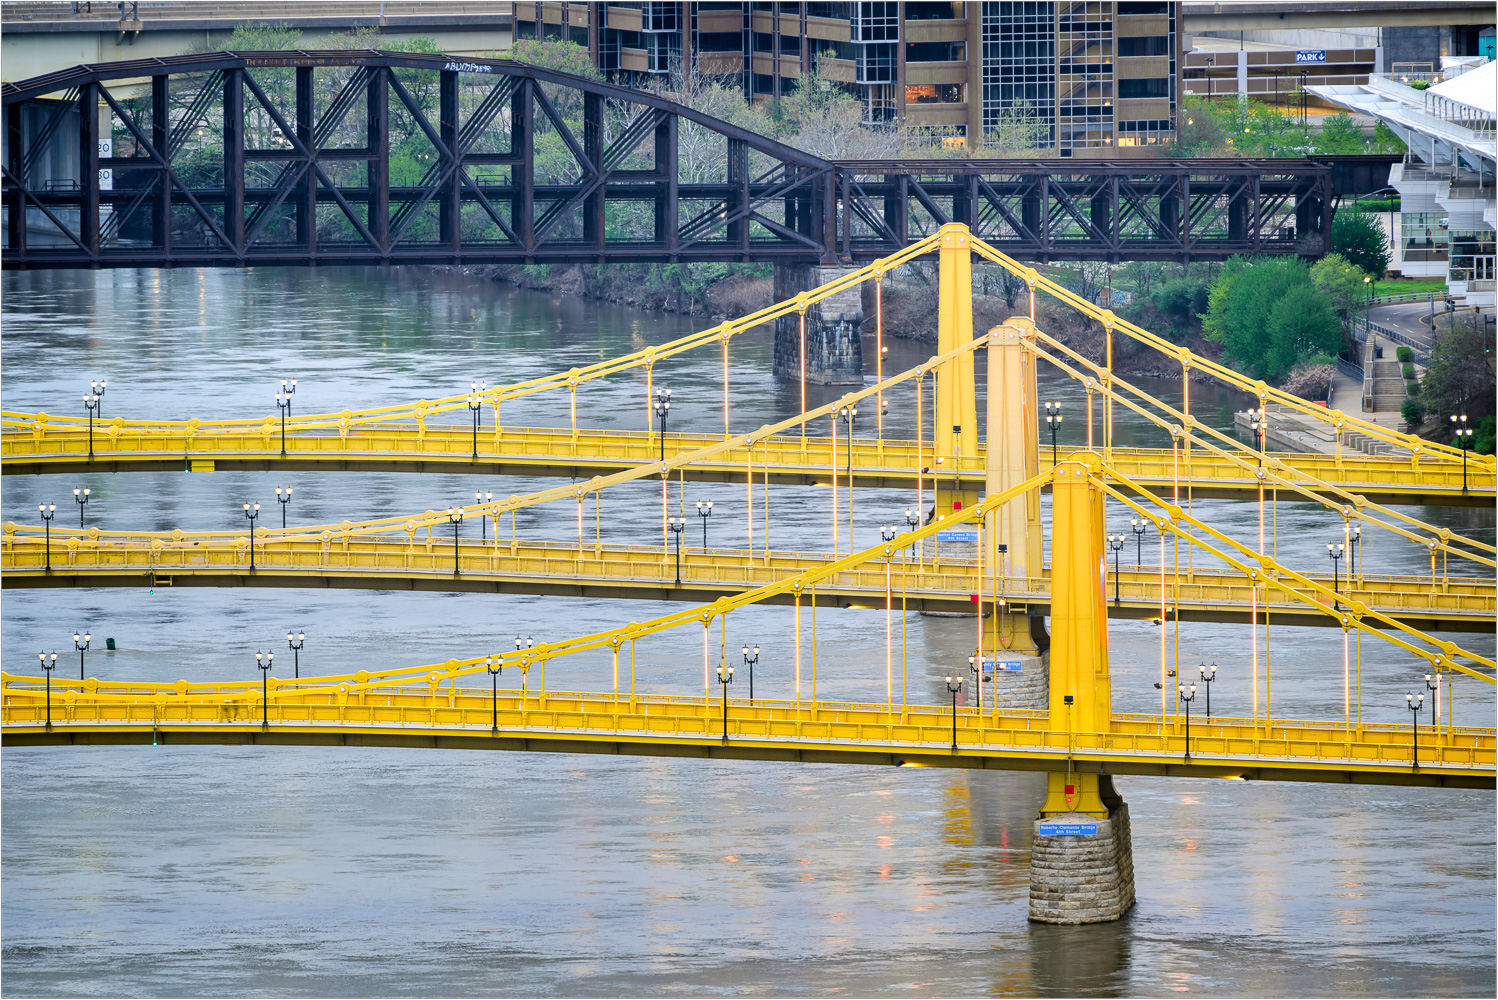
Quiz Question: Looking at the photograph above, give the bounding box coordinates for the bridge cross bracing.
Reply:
[4,224,1493,797]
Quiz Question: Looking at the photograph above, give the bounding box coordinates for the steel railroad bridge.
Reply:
[1,52,1392,270]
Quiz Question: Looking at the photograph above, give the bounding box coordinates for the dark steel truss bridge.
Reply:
[3,52,1387,270]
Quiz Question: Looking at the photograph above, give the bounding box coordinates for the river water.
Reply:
[2,266,1493,998]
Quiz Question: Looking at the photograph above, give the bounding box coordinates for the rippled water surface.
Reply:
[3,266,1493,997]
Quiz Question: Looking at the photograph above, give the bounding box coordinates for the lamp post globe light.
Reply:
[1247,407,1266,464]
[667,516,685,586]
[741,644,760,702]
[695,500,713,548]
[275,379,296,458]
[654,388,672,461]
[880,524,897,545]
[447,507,465,575]
[945,675,963,753]
[486,655,504,735]
[274,486,293,529]
[1327,542,1344,611]
[39,651,57,730]
[468,381,489,461]
[1044,402,1062,467]
[1350,523,1362,579]
[287,630,306,679]
[1178,682,1197,760]
[1198,661,1218,718]
[74,630,91,680]
[839,404,858,484]
[1131,517,1148,564]
[1451,414,1473,493]
[38,503,56,572]
[1425,672,1440,729]
[89,379,107,418]
[242,502,260,571]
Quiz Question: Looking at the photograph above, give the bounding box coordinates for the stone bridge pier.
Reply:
[772,264,864,385]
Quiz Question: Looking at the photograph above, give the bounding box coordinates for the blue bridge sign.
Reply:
[1038,821,1100,836]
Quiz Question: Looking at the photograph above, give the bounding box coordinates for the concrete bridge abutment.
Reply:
[1029,772,1136,924]
[772,263,864,386]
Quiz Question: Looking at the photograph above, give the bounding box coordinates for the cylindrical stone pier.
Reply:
[1029,772,1136,924]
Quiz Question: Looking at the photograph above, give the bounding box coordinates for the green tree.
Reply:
[506,38,603,80]
[1329,209,1392,277]
[1309,252,1371,337]
[1313,112,1369,154]
[1168,96,1230,156]
[225,22,302,50]
[1203,257,1343,381]
[1420,317,1496,420]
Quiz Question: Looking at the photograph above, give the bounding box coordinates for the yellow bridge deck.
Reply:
[4,424,1490,506]
[4,534,1490,631]
[3,682,1490,789]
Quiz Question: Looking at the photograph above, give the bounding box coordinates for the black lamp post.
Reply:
[286,630,305,679]
[695,500,713,548]
[741,644,760,702]
[487,655,503,734]
[38,503,55,572]
[1044,402,1062,467]
[667,516,685,586]
[1248,407,1266,464]
[654,388,672,461]
[275,379,296,458]
[967,654,992,701]
[1327,542,1344,611]
[73,630,91,680]
[39,651,57,730]
[1198,662,1218,718]
[904,508,920,554]
[255,650,274,732]
[1451,414,1472,493]
[1131,517,1147,564]
[447,506,465,575]
[1425,673,1440,729]
[1406,691,1424,770]
[839,404,858,485]
[1107,532,1124,605]
[945,675,963,753]
[74,487,90,527]
[474,491,493,541]
[1349,523,1361,579]
[718,662,734,743]
[1363,274,1373,333]
[83,391,100,458]
[1178,682,1197,760]
[243,502,260,571]
[274,486,292,529]
[89,379,107,418]
[468,381,487,461]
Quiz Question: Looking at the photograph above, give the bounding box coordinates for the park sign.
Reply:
[1295,50,1326,64]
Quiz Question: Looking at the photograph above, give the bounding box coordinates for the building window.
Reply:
[857,42,896,83]
[1449,229,1496,282]
[907,84,965,104]
[1117,35,1170,57]
[1118,77,1170,99]
[1117,1,1169,13]
[983,1,1057,147]
[1403,212,1449,262]
[852,1,899,41]
[906,41,964,62]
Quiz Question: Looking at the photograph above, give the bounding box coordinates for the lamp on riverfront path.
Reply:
[38,503,56,572]
[695,500,713,548]
[275,486,292,528]
[1198,662,1218,718]
[39,651,57,731]
[255,650,274,732]
[654,388,672,461]
[447,507,465,575]
[741,644,760,702]
[1044,402,1062,467]
[667,516,685,586]
[718,662,734,743]
[74,631,91,680]
[242,503,260,571]
[487,655,504,734]
[1406,691,1425,770]
[1107,532,1124,605]
[83,392,100,458]
[1178,683,1197,761]
[286,630,305,679]
[1327,542,1344,610]
[74,487,90,527]
[946,675,963,754]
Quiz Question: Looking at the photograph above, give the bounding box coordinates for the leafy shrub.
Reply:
[1280,363,1335,401]
[1475,416,1496,455]
[1401,363,1416,379]
[1407,379,1421,395]
[1401,398,1425,425]
[1396,345,1413,363]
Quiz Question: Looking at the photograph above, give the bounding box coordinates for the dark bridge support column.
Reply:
[772,263,864,385]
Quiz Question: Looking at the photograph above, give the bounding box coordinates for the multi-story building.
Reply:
[512,2,1184,157]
